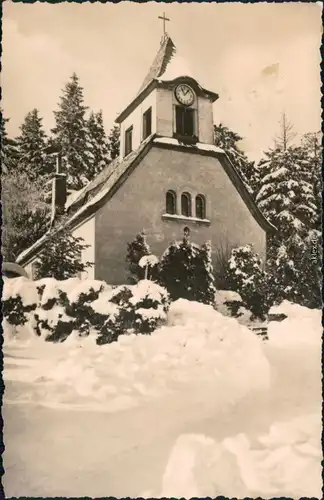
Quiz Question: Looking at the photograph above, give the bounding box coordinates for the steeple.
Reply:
[116,31,219,152]
[137,34,176,96]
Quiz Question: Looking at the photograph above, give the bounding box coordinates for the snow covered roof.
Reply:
[116,35,218,124]
[16,133,276,266]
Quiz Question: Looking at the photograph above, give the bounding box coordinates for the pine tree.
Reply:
[159,234,216,305]
[301,131,322,228]
[256,146,318,236]
[2,170,50,261]
[51,73,92,189]
[34,225,93,280]
[107,124,120,160]
[126,231,151,283]
[1,112,19,174]
[87,110,110,178]
[16,109,52,181]
[214,123,259,195]
[226,245,270,319]
[257,143,320,307]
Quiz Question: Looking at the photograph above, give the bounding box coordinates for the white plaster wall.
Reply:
[72,216,96,279]
[156,87,174,137]
[120,90,158,159]
[24,261,36,280]
[197,95,214,144]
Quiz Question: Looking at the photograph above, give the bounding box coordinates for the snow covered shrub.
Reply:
[126,231,151,283]
[96,281,170,345]
[159,237,216,305]
[2,295,31,327]
[35,279,74,342]
[65,280,109,336]
[2,277,39,327]
[226,245,270,320]
[131,279,170,333]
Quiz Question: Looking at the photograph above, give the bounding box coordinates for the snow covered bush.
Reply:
[96,280,170,345]
[2,277,40,327]
[226,245,270,320]
[35,278,76,342]
[64,280,111,336]
[159,238,216,305]
[126,231,152,283]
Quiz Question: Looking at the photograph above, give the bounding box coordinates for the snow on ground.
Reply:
[3,296,322,497]
[3,299,270,412]
[161,412,321,498]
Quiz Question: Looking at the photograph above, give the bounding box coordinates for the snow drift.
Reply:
[3,296,271,413]
[161,413,322,498]
[160,299,322,498]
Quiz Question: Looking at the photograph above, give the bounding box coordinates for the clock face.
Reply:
[175,84,195,106]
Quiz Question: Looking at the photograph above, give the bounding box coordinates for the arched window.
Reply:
[195,194,206,219]
[181,192,192,217]
[166,190,177,215]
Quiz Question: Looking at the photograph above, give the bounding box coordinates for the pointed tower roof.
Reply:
[116,34,218,124]
[137,34,176,95]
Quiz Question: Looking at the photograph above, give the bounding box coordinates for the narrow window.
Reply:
[143,107,152,140]
[125,126,133,156]
[181,192,192,217]
[166,190,177,215]
[176,106,194,137]
[195,194,206,219]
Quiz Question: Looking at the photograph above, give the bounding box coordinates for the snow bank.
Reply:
[161,412,322,498]
[3,277,39,306]
[10,298,270,412]
[267,300,321,346]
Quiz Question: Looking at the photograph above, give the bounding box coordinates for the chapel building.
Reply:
[17,33,275,284]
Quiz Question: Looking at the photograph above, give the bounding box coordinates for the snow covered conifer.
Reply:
[51,73,92,189]
[301,132,322,228]
[87,110,110,178]
[107,124,120,160]
[159,235,216,305]
[256,146,318,236]
[34,225,93,280]
[214,123,259,195]
[267,230,322,308]
[16,109,52,181]
[1,112,19,173]
[226,245,269,319]
[257,140,320,307]
[126,231,151,283]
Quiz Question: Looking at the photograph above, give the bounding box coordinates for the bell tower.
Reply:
[115,20,219,158]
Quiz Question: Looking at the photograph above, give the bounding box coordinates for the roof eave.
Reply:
[115,80,157,124]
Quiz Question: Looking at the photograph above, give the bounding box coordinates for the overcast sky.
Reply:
[2,1,322,160]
